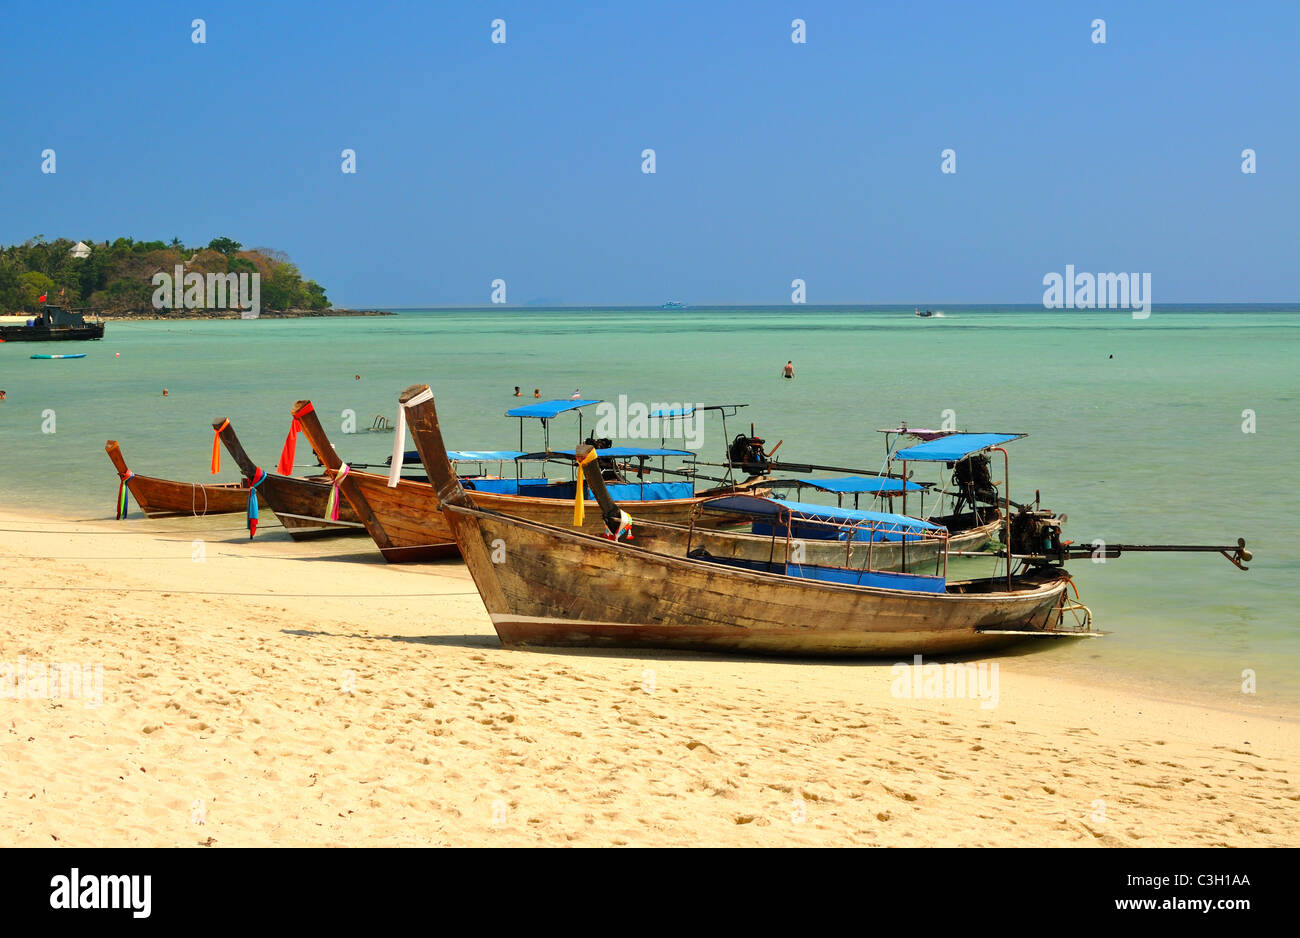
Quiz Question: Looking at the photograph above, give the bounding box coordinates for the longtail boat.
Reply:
[290,401,459,561]
[211,417,365,540]
[290,396,764,563]
[105,439,249,519]
[399,384,1094,656]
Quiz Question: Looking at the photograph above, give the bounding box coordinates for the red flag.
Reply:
[38,293,47,303]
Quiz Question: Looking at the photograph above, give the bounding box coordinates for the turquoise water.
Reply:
[2,306,1297,711]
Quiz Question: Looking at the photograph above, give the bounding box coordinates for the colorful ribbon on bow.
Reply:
[212,419,230,474]
[605,509,634,542]
[115,471,135,520]
[325,464,350,521]
[278,403,313,476]
[574,448,598,526]
[246,467,267,538]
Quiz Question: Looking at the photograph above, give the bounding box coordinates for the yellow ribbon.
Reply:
[574,449,598,526]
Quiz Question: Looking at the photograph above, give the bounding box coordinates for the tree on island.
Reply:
[0,235,331,314]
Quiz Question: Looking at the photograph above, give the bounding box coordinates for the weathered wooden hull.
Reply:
[326,469,763,561]
[212,419,364,540]
[254,473,366,539]
[105,440,249,518]
[471,487,756,532]
[450,506,1070,656]
[395,383,1081,657]
[630,515,1003,574]
[327,468,460,561]
[294,396,758,562]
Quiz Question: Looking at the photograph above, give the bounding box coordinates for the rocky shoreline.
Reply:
[93,308,393,321]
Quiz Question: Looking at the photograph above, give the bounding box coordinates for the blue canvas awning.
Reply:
[796,476,927,495]
[448,450,527,462]
[505,399,601,419]
[389,449,525,466]
[522,446,694,459]
[893,432,1026,462]
[701,495,945,535]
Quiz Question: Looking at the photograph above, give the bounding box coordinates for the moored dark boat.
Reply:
[105,440,249,518]
[1,305,104,342]
[399,384,1093,657]
[212,416,365,539]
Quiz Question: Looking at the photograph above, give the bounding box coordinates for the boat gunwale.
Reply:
[441,500,1068,604]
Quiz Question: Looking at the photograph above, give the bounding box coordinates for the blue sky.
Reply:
[1,1,1295,305]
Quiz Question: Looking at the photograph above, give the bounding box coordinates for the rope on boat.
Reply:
[190,481,210,517]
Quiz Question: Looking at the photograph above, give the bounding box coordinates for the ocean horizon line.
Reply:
[364,302,1300,312]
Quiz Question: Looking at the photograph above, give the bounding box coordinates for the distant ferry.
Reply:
[661,301,687,309]
[0,305,105,342]
[914,308,935,318]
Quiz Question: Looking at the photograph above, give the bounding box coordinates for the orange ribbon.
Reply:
[211,419,230,474]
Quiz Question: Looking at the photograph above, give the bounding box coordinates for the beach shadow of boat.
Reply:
[281,628,498,649]
[278,628,1080,664]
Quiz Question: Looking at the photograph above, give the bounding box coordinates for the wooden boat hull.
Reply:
[630,515,1002,574]
[212,419,365,540]
[318,467,759,562]
[453,507,1069,656]
[293,397,757,562]
[105,440,249,518]
[395,384,1078,657]
[327,468,460,561]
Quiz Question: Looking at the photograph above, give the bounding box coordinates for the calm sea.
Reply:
[2,305,1297,712]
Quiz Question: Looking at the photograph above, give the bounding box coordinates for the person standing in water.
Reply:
[782,361,795,379]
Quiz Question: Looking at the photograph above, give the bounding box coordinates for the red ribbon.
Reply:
[278,403,314,476]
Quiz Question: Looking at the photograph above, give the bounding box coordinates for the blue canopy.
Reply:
[796,476,926,495]
[505,399,601,419]
[448,450,527,462]
[648,405,694,418]
[523,446,694,459]
[894,432,1026,462]
[390,449,525,466]
[701,495,945,536]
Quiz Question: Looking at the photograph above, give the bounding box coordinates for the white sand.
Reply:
[1,507,1296,847]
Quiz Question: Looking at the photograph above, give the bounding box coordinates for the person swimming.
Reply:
[513,386,521,397]
[533,388,541,399]
[782,361,794,379]
[569,388,582,400]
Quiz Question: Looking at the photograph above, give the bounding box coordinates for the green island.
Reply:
[0,236,388,317]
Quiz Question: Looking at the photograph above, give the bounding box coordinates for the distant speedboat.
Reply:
[661,301,686,309]
[914,308,935,318]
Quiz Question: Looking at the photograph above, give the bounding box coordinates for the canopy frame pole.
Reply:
[990,447,1011,592]
[901,460,908,573]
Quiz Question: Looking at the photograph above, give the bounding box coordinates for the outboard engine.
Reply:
[729,434,770,477]
[582,435,620,481]
[952,453,999,506]
[1003,506,1066,565]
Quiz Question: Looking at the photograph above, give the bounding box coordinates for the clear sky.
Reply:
[1,1,1295,306]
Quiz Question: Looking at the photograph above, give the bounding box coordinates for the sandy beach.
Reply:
[1,505,1296,848]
